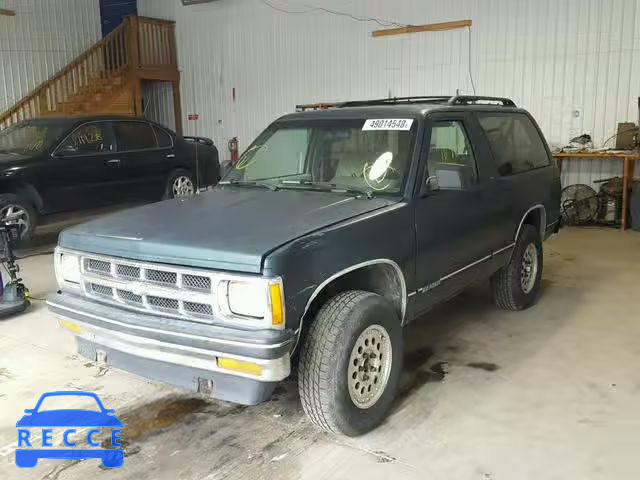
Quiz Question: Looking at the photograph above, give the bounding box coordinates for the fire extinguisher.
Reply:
[228,137,239,164]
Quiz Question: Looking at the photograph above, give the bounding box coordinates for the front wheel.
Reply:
[164,169,196,199]
[0,194,37,241]
[298,290,403,436]
[491,224,543,310]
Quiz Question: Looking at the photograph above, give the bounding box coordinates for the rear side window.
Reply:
[153,126,172,148]
[113,122,157,151]
[477,113,549,176]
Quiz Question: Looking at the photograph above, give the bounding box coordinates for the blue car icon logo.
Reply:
[16,391,124,468]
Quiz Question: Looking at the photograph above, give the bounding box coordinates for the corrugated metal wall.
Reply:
[142,81,176,130]
[139,0,640,185]
[0,0,102,113]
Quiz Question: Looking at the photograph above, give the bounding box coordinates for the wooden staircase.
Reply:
[0,16,182,133]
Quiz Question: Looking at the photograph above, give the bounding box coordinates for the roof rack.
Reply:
[449,95,516,106]
[295,95,516,111]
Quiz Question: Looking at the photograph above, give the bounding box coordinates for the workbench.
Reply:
[553,152,640,231]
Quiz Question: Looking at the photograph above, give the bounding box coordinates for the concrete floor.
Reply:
[1,227,639,479]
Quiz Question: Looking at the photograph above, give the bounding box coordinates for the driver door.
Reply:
[412,113,495,314]
[42,122,123,213]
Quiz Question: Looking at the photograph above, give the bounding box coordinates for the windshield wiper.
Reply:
[219,179,279,191]
[280,179,374,199]
[329,183,374,199]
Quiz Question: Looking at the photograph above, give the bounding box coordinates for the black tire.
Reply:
[0,193,37,241]
[491,224,543,310]
[164,169,195,199]
[298,290,403,436]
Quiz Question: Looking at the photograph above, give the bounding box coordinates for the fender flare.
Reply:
[294,259,407,350]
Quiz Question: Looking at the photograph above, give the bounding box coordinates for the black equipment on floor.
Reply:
[0,222,29,319]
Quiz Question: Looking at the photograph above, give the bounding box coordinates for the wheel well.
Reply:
[520,206,545,241]
[0,181,42,212]
[300,263,405,338]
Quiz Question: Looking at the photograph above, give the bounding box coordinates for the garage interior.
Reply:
[1,0,640,479]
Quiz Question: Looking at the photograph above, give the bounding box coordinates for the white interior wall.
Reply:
[143,81,176,130]
[0,0,102,113]
[138,0,640,186]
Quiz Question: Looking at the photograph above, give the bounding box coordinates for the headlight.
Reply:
[219,277,284,328]
[227,281,267,318]
[54,248,81,290]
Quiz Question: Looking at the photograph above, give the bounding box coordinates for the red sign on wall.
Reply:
[187,114,199,121]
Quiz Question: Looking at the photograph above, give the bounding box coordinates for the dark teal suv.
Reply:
[48,96,561,436]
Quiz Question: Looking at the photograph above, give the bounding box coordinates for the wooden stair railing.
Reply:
[0,16,177,129]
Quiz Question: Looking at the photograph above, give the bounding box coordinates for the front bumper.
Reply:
[47,292,295,405]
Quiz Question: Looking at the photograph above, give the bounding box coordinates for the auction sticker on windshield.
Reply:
[362,119,414,131]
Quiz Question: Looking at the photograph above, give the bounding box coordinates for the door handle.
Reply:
[105,158,121,166]
[166,153,175,158]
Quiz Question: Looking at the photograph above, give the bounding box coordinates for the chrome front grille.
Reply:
[146,269,178,285]
[80,255,217,324]
[116,264,140,279]
[183,274,211,291]
[87,259,111,275]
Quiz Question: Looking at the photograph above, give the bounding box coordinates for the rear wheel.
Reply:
[0,194,37,240]
[491,224,543,310]
[298,290,403,436]
[164,169,195,199]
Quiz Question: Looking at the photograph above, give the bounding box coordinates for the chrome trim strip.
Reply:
[515,204,546,243]
[410,243,516,299]
[408,291,418,297]
[47,300,293,351]
[440,254,492,282]
[63,318,290,382]
[510,204,546,262]
[546,220,559,228]
[295,259,407,350]
[493,242,516,256]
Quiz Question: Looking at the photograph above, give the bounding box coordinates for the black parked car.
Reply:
[49,96,560,436]
[0,116,220,239]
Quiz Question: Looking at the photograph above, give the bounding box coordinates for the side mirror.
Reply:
[425,175,440,192]
[431,164,471,191]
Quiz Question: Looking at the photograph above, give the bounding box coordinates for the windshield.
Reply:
[0,122,65,155]
[223,118,418,194]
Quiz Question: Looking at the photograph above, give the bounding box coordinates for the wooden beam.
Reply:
[372,19,472,38]
[172,76,183,135]
[0,8,16,16]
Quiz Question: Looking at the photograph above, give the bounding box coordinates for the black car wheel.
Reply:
[0,194,37,241]
[164,169,196,199]
[491,224,543,310]
[298,290,403,436]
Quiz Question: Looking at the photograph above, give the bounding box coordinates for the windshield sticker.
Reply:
[362,119,414,131]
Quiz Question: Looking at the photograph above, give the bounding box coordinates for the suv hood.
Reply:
[60,187,397,273]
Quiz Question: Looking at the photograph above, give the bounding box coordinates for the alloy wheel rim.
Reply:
[172,176,195,197]
[347,324,393,409]
[521,243,538,294]
[0,204,29,237]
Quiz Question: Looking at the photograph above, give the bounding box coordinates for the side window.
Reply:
[112,122,157,151]
[424,121,478,190]
[57,123,115,155]
[477,113,550,176]
[153,126,172,148]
